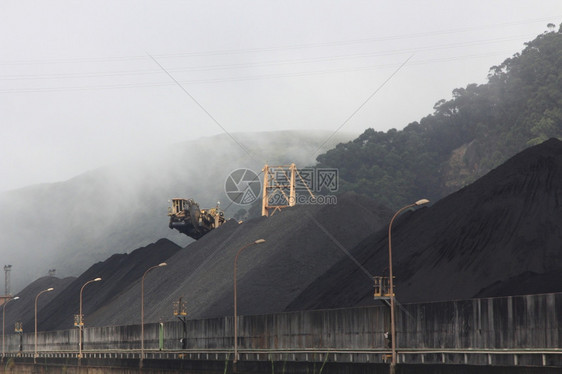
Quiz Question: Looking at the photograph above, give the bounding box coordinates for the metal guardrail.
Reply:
[4,347,562,367]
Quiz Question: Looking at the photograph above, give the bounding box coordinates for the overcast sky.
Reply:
[1,1,561,192]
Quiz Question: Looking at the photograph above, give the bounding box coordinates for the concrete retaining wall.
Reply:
[398,293,560,349]
[4,293,561,366]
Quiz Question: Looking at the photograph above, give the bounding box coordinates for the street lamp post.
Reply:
[34,287,54,364]
[140,262,167,368]
[388,199,429,374]
[233,239,266,364]
[2,296,19,363]
[78,277,101,359]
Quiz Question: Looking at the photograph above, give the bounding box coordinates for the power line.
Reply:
[1,14,557,66]
[146,53,256,161]
[0,33,532,82]
[0,49,518,94]
[156,17,557,59]
[310,54,414,158]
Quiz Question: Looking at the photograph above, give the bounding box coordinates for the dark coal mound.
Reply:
[24,238,181,331]
[12,139,562,329]
[77,191,392,327]
[474,270,562,298]
[3,276,75,334]
[288,138,562,310]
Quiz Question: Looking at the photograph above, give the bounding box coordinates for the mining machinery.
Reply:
[168,198,225,240]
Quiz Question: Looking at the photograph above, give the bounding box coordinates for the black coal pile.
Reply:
[10,138,561,331]
[288,138,562,310]
[7,239,181,332]
[75,191,391,327]
[474,270,562,298]
[3,275,74,334]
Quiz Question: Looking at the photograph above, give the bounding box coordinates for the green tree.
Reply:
[316,25,562,209]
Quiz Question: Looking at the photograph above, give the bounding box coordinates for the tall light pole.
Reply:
[2,296,19,363]
[388,199,429,374]
[140,262,166,368]
[34,287,54,364]
[78,277,101,359]
[233,239,266,364]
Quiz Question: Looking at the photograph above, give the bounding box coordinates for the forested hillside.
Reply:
[316,24,562,208]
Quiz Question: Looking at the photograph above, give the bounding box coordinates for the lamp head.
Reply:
[47,288,54,292]
[415,199,430,206]
[94,277,102,282]
[13,296,19,301]
[254,239,266,244]
[158,262,167,267]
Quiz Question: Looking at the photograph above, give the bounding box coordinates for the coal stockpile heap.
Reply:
[2,275,75,334]
[8,139,561,330]
[474,270,562,298]
[5,192,390,331]
[7,239,181,332]
[75,191,391,327]
[288,138,562,310]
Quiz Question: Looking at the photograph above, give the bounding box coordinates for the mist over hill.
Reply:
[0,130,354,293]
